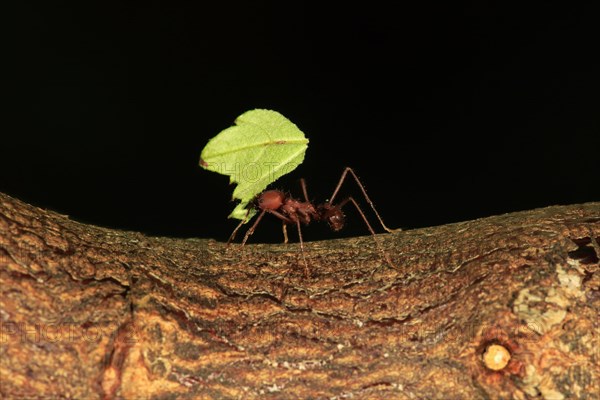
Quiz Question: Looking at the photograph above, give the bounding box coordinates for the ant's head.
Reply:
[319,204,345,232]
[256,190,285,211]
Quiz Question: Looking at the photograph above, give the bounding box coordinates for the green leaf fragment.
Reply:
[200,109,309,221]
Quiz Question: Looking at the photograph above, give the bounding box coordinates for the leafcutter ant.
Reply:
[228,167,399,276]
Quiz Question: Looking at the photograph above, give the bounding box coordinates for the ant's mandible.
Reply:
[228,167,398,276]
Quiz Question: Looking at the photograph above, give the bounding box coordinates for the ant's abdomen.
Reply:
[258,190,285,211]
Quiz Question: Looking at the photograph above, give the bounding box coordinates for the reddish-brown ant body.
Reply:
[228,167,398,275]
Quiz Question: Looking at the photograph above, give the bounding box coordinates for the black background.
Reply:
[4,2,599,243]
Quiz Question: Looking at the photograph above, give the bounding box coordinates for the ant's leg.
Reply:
[295,219,310,277]
[329,167,399,233]
[282,221,289,244]
[266,210,293,244]
[268,210,293,224]
[227,208,251,245]
[240,210,267,247]
[300,178,310,202]
[338,196,397,269]
[260,209,308,275]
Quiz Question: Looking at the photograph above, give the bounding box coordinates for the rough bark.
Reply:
[0,192,599,399]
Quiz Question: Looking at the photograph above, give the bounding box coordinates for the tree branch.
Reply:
[1,192,598,399]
